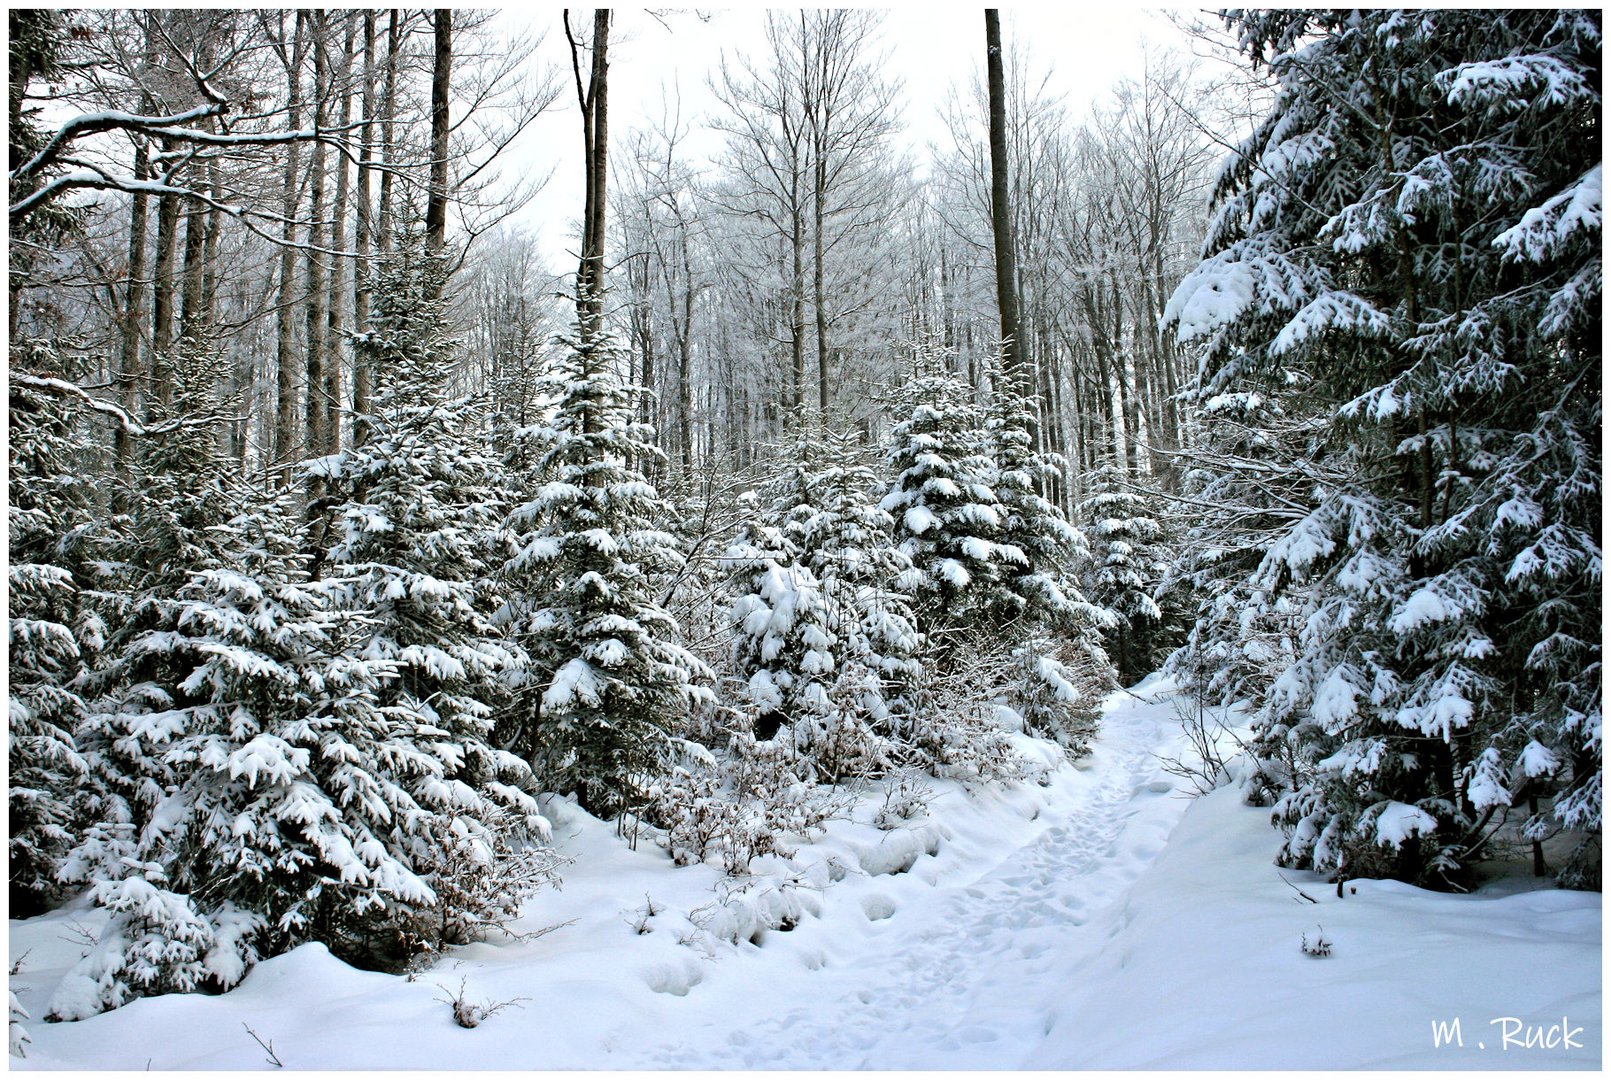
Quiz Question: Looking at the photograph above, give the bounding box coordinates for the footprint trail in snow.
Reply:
[638,684,1194,1070]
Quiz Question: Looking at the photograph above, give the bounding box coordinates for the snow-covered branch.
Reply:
[11,373,242,437]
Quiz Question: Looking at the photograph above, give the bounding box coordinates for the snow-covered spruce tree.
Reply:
[727,414,923,772]
[61,334,236,889]
[501,316,713,818]
[724,527,879,781]
[48,500,305,1020]
[8,347,105,917]
[881,347,1019,660]
[1078,463,1169,686]
[791,423,927,744]
[985,361,1114,752]
[1164,10,1601,887]
[308,243,554,964]
[50,335,270,1018]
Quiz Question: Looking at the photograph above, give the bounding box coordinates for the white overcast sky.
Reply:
[486,6,1194,269]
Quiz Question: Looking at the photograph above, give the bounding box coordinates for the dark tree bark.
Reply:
[425,8,452,265]
[177,195,206,343]
[353,10,377,444]
[272,11,308,474]
[789,194,806,413]
[325,12,355,453]
[568,9,611,341]
[114,136,150,472]
[377,9,400,256]
[304,15,330,463]
[985,10,1029,414]
[149,145,181,407]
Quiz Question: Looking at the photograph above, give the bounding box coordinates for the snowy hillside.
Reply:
[11,680,1598,1070]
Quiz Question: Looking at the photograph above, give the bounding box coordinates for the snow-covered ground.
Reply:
[10,678,1601,1069]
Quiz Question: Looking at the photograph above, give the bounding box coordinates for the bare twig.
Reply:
[1279,873,1319,904]
[242,1023,283,1068]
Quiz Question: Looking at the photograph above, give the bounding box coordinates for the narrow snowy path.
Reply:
[626,683,1194,1070]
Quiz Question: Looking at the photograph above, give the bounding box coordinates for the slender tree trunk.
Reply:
[177,33,216,348]
[377,9,401,255]
[812,154,830,414]
[676,262,695,475]
[326,13,355,452]
[984,10,1028,415]
[115,138,150,472]
[304,18,330,464]
[177,196,206,343]
[149,147,181,408]
[201,155,223,327]
[425,8,452,266]
[789,198,805,412]
[274,11,307,474]
[569,8,610,339]
[352,10,377,444]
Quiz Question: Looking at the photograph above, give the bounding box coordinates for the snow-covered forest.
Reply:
[8,7,1602,1069]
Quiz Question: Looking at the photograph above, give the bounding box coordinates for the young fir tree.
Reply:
[724,523,872,778]
[881,346,1020,658]
[1079,463,1169,685]
[501,318,712,818]
[62,335,235,863]
[50,500,310,1020]
[8,346,104,917]
[985,359,1114,750]
[307,243,552,963]
[1164,10,1601,888]
[720,417,918,780]
[47,295,553,1018]
[755,415,924,738]
[52,336,272,1018]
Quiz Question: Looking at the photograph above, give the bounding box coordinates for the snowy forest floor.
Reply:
[10,678,1601,1070]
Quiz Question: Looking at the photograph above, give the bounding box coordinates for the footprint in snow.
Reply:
[861,893,897,921]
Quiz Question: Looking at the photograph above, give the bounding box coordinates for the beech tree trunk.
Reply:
[985,10,1028,414]
[273,11,307,474]
[149,142,181,408]
[326,13,355,453]
[114,136,150,471]
[425,8,452,267]
[304,16,330,464]
[569,8,610,341]
[353,10,377,444]
[377,9,400,256]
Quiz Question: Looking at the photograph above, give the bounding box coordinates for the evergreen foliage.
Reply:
[8,347,103,916]
[500,316,713,817]
[49,257,559,1015]
[881,347,1019,652]
[1079,464,1169,685]
[723,414,924,779]
[311,243,553,962]
[1165,9,1602,888]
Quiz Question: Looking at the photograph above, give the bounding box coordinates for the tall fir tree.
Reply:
[501,316,712,817]
[305,243,552,964]
[881,346,1019,657]
[1164,9,1601,887]
[8,347,104,916]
